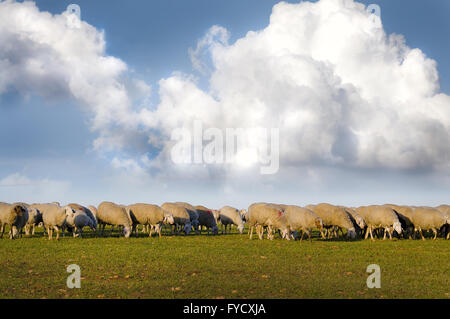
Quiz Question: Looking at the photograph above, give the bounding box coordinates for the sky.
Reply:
[0,0,449,209]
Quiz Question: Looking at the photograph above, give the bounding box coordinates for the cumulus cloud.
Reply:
[0,0,149,151]
[141,0,450,175]
[1,0,449,184]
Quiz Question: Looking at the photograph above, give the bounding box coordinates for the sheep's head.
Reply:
[63,206,75,217]
[237,223,244,234]
[393,221,402,234]
[164,213,175,225]
[239,209,247,222]
[211,225,219,235]
[123,226,131,238]
[356,216,366,229]
[13,205,26,217]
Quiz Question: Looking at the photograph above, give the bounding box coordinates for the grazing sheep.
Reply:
[31,203,70,240]
[384,204,415,238]
[247,203,284,240]
[127,203,175,237]
[14,202,42,236]
[97,202,132,238]
[219,206,245,235]
[356,205,402,241]
[65,209,95,238]
[161,203,192,235]
[194,206,219,235]
[307,203,356,239]
[195,205,220,225]
[175,202,200,233]
[410,206,448,240]
[272,205,324,241]
[0,203,29,239]
[340,206,366,238]
[68,203,97,231]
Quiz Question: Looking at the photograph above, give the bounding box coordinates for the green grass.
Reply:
[0,226,449,299]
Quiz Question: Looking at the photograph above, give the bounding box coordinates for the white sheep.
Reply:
[272,205,324,241]
[356,205,402,241]
[307,203,356,239]
[31,203,71,240]
[161,203,192,235]
[97,201,132,238]
[219,206,245,234]
[410,206,448,240]
[247,203,284,240]
[127,203,175,237]
[175,202,200,233]
[0,202,29,239]
[68,203,97,231]
[65,209,96,238]
[14,202,42,236]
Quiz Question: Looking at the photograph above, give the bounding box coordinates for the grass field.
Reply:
[0,226,449,299]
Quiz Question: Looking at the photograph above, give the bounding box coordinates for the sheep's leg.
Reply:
[47,226,52,240]
[257,225,263,240]
[432,228,437,240]
[369,227,374,241]
[383,228,387,240]
[249,225,254,239]
[149,225,154,237]
[419,228,425,241]
[54,226,60,240]
[300,230,304,242]
[364,227,369,240]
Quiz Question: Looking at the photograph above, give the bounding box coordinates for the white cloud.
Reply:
[0,172,71,202]
[1,0,449,185]
[0,0,149,151]
[141,0,450,174]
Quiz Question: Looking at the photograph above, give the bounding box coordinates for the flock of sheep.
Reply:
[0,201,449,241]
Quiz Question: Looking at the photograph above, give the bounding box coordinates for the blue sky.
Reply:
[0,0,449,208]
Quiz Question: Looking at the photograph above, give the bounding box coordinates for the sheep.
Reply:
[435,205,450,239]
[161,203,192,235]
[195,205,220,225]
[14,202,42,236]
[194,206,219,235]
[219,206,245,235]
[0,203,29,239]
[410,206,448,240]
[339,206,366,238]
[174,202,200,233]
[356,205,402,241]
[31,203,71,240]
[65,209,96,238]
[272,205,324,241]
[126,203,175,237]
[307,203,356,239]
[247,203,284,240]
[97,201,132,238]
[383,204,415,238]
[68,203,97,231]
